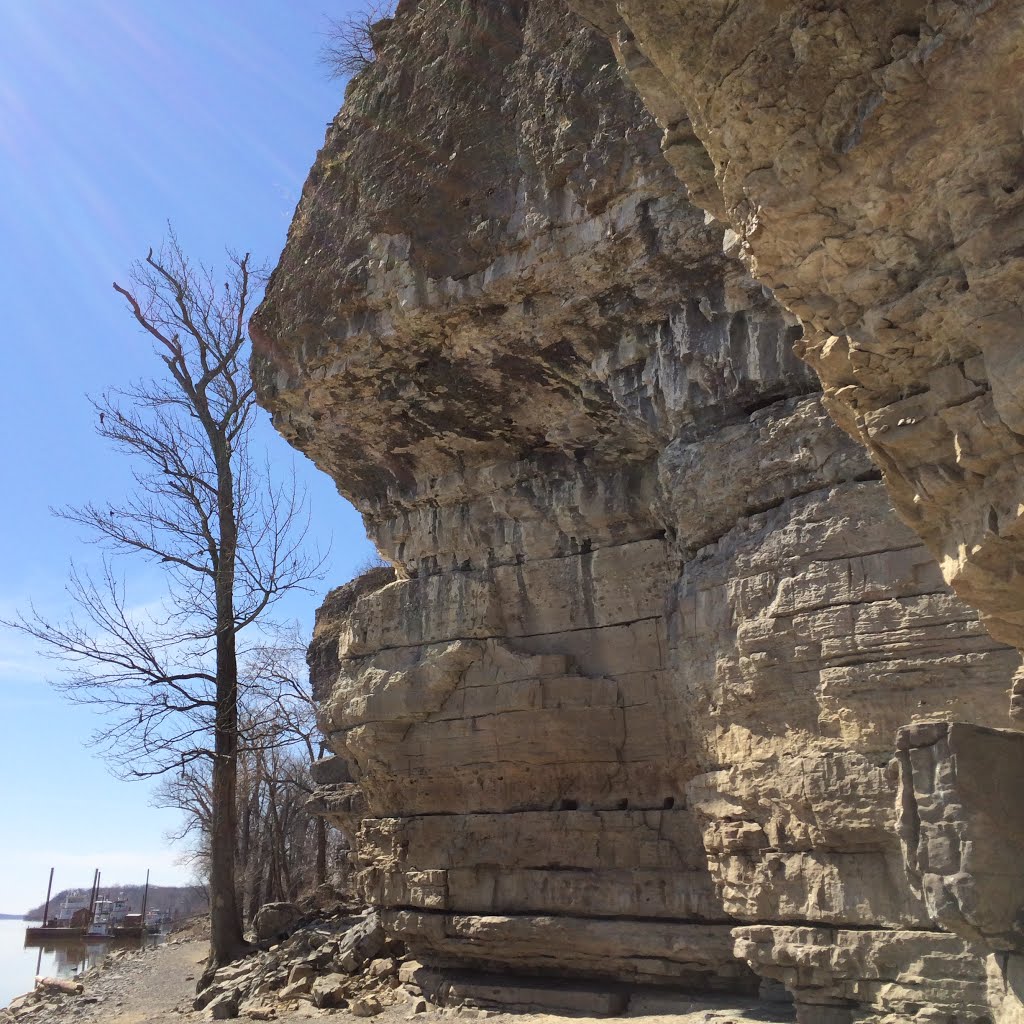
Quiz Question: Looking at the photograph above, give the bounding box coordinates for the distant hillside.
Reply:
[0,913,24,920]
[25,884,208,922]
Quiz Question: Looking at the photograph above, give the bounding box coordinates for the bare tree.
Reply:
[154,640,339,925]
[244,636,332,894]
[320,1,396,79]
[7,233,322,969]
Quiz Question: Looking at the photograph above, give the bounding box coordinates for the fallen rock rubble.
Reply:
[193,910,404,1019]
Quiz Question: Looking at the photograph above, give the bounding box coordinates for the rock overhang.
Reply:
[251,1,1023,1018]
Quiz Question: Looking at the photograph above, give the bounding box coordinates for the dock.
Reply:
[24,925,86,942]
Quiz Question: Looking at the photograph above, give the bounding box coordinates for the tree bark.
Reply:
[208,445,248,965]
[315,816,327,888]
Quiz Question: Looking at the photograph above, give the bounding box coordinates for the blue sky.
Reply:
[0,1,375,914]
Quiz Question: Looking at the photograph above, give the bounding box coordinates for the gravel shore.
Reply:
[1,934,788,1024]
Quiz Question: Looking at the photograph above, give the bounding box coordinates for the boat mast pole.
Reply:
[41,867,54,927]
[88,869,99,922]
[140,869,150,931]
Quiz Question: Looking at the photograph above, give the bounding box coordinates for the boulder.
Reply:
[276,978,312,1002]
[333,913,385,973]
[310,973,350,1009]
[286,963,316,986]
[244,1009,276,1022]
[350,994,383,1018]
[311,755,352,786]
[253,903,301,942]
[35,978,82,996]
[368,957,396,979]
[207,992,240,1020]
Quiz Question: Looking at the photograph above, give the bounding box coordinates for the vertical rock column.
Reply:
[897,722,1024,1023]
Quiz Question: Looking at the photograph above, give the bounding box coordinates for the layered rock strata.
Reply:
[566,0,1024,665]
[252,1,1018,1020]
[557,3,1024,1013]
[897,721,1024,951]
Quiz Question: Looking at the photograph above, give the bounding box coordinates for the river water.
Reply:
[0,918,157,1008]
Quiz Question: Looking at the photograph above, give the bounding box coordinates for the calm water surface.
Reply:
[0,918,158,1008]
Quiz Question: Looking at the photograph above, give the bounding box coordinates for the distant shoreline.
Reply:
[0,915,26,921]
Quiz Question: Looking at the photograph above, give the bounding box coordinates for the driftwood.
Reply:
[35,977,83,995]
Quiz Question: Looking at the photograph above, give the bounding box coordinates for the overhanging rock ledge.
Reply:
[251,1,1022,1020]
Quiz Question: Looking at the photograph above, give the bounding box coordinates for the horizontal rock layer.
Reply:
[733,925,993,1023]
[252,0,1019,1018]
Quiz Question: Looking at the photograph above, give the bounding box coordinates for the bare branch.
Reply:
[5,230,323,964]
[320,1,396,80]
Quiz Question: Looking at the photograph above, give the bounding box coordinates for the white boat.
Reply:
[86,896,131,939]
[49,891,91,928]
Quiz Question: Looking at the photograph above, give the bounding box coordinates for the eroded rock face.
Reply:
[734,925,993,1023]
[565,0,1024,664]
[896,721,1024,951]
[252,0,1018,1018]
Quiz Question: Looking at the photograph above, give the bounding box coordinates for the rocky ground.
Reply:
[0,911,793,1024]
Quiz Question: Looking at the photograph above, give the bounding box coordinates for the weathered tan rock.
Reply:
[244,1009,276,1022]
[207,991,241,1019]
[201,915,398,1020]
[286,963,316,988]
[253,903,301,942]
[385,910,752,991]
[564,0,1024,665]
[399,961,629,1014]
[34,979,82,997]
[988,953,1024,1024]
[733,925,992,1024]
[350,994,383,1018]
[251,0,1020,1018]
[896,721,1024,952]
[310,973,349,1010]
[334,912,386,971]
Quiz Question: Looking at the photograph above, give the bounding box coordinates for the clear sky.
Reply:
[0,1,376,914]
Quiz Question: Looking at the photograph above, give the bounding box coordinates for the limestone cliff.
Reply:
[555,3,1024,1016]
[252,2,1019,1021]
[566,0,1024,671]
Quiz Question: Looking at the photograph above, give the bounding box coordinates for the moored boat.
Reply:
[25,867,157,946]
[112,913,145,939]
[24,869,94,944]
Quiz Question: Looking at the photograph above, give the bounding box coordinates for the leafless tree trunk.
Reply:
[153,645,341,924]
[315,816,328,888]
[7,232,323,970]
